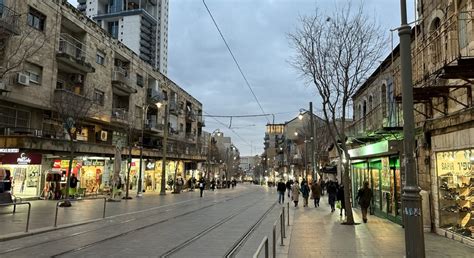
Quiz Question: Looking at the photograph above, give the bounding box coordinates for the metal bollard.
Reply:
[102,197,107,218]
[282,207,286,238]
[54,201,62,227]
[25,202,31,232]
[280,212,284,246]
[272,222,276,258]
[287,202,290,226]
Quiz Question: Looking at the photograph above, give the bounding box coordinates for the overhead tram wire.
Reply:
[204,111,252,147]
[202,0,270,123]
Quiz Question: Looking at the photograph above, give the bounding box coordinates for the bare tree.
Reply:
[51,88,97,206]
[117,112,140,199]
[0,10,48,82]
[289,4,385,224]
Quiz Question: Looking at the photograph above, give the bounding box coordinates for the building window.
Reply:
[135,105,142,122]
[107,21,119,39]
[96,51,106,65]
[0,105,30,128]
[26,62,42,85]
[27,7,46,31]
[93,89,105,106]
[136,73,144,87]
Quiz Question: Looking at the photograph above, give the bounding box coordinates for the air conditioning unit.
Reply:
[100,130,108,141]
[17,73,30,86]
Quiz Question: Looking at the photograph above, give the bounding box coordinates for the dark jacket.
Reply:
[198,178,205,189]
[277,182,286,192]
[357,187,373,208]
[311,183,321,199]
[300,183,310,198]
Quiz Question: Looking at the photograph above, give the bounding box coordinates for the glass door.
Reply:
[370,161,382,214]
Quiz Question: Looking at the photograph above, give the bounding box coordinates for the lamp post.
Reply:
[159,101,169,195]
[298,102,317,182]
[399,0,425,257]
[137,101,160,197]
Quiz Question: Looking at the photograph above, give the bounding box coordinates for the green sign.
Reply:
[348,140,389,158]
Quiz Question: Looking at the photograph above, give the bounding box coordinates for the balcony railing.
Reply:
[58,33,87,61]
[111,108,129,121]
[112,66,130,85]
[347,103,403,138]
[0,4,19,36]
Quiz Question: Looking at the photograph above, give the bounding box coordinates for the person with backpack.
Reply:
[198,177,205,197]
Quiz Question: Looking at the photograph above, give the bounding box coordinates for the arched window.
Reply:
[430,17,442,65]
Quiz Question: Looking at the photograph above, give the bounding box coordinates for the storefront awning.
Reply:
[348,140,402,159]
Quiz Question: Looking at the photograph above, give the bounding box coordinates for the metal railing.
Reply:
[253,204,289,258]
[54,197,107,227]
[58,33,87,61]
[0,202,31,232]
[0,4,19,35]
[111,108,129,121]
[112,66,130,84]
[347,103,403,138]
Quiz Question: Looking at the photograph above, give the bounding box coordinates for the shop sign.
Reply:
[146,162,155,170]
[436,149,473,176]
[0,153,42,165]
[348,140,389,158]
[83,160,105,166]
[0,148,19,153]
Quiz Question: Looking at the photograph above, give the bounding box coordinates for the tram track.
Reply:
[159,197,266,258]
[0,190,257,256]
[48,190,259,257]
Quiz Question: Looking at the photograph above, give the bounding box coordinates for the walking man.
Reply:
[311,180,322,207]
[356,181,373,223]
[337,185,346,217]
[277,179,286,204]
[198,177,205,198]
[327,180,337,212]
[301,180,310,207]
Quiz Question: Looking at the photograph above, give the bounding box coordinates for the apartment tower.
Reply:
[78,0,169,74]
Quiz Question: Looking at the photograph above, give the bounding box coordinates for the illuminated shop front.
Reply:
[349,140,403,224]
[143,160,185,192]
[436,149,473,239]
[0,152,43,198]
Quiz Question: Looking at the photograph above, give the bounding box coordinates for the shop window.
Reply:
[27,7,46,31]
[437,149,473,238]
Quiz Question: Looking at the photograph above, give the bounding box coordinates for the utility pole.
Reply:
[309,102,316,182]
[399,1,425,257]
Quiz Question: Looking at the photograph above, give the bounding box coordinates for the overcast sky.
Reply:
[68,0,415,156]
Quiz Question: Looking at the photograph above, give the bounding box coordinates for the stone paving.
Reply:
[283,196,474,258]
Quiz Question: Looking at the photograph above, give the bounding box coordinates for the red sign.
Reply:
[0,153,42,165]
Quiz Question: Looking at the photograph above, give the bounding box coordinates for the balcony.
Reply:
[111,108,129,122]
[0,4,19,37]
[112,66,136,95]
[347,103,403,143]
[168,101,178,115]
[94,5,157,24]
[57,34,94,73]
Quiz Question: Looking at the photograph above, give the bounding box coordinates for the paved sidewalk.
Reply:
[285,198,473,257]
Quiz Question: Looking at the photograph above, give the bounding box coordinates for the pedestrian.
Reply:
[291,181,301,207]
[327,180,337,212]
[277,179,286,204]
[285,180,292,198]
[310,180,322,208]
[337,185,346,217]
[69,173,78,198]
[210,179,216,191]
[320,180,326,196]
[301,180,310,207]
[356,181,373,223]
[198,177,205,197]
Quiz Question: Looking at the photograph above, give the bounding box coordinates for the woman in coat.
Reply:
[337,185,346,216]
[291,181,301,207]
[300,180,310,207]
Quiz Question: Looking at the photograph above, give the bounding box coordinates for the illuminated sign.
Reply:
[348,140,389,158]
[0,148,19,153]
[17,153,32,165]
[436,149,473,176]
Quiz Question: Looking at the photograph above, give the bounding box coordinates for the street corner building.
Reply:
[344,0,474,247]
[0,0,206,199]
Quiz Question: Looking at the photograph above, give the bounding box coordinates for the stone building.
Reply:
[0,0,204,198]
[347,0,474,245]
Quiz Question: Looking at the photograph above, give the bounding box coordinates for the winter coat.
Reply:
[337,187,345,208]
[277,182,286,192]
[291,184,300,201]
[357,187,373,208]
[311,183,322,199]
[301,184,310,198]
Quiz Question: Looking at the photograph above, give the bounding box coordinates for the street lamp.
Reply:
[207,129,221,180]
[399,0,425,257]
[137,100,161,197]
[159,98,169,196]
[298,101,317,182]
